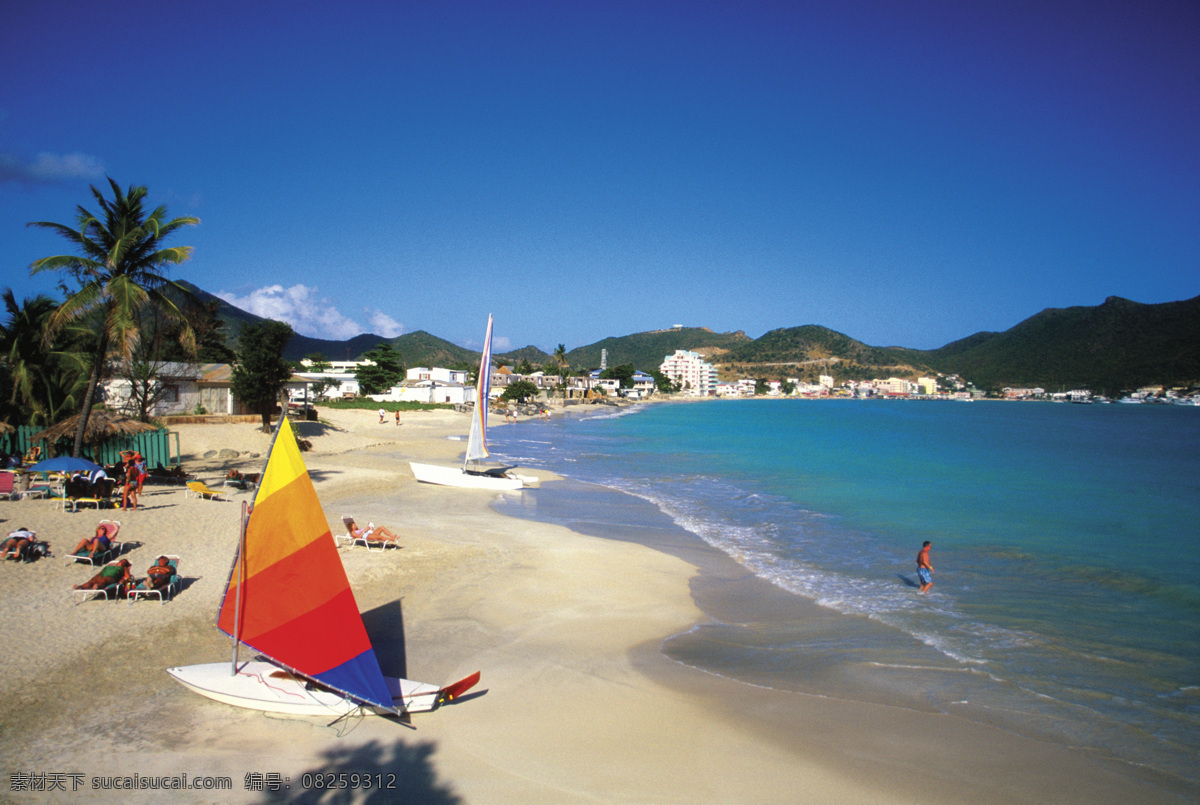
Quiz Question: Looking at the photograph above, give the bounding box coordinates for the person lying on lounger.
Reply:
[3,528,37,561]
[133,556,175,591]
[345,518,401,546]
[74,559,132,591]
[70,525,113,558]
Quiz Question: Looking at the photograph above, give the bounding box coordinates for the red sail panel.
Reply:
[236,587,372,674]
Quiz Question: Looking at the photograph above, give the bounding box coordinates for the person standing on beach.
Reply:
[917,541,934,593]
[378,407,386,424]
[395,410,400,426]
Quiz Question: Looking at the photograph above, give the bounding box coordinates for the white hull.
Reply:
[409,462,536,490]
[167,661,443,717]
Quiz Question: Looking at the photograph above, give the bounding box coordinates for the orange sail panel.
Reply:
[216,418,393,709]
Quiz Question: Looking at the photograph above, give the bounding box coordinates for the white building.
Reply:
[105,362,307,416]
[407,366,470,385]
[660,350,718,396]
[294,372,359,401]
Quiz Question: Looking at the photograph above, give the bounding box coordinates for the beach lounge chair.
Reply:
[65,520,122,566]
[3,529,50,563]
[72,559,132,604]
[128,555,182,605]
[145,465,190,486]
[223,470,260,491]
[0,472,15,501]
[334,516,400,552]
[186,481,228,501]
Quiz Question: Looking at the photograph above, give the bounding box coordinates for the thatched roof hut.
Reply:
[31,410,159,446]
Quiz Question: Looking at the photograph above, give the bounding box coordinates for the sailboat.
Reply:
[410,315,538,490]
[167,416,479,717]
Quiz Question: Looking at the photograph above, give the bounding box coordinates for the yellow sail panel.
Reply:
[253,418,308,504]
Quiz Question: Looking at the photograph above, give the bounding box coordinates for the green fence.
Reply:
[1,424,178,469]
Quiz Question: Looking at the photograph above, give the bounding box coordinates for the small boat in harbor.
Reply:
[410,315,538,490]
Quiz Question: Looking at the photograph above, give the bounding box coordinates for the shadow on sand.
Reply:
[253,739,462,804]
[248,601,463,803]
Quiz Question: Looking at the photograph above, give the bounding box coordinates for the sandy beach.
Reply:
[0,406,1190,804]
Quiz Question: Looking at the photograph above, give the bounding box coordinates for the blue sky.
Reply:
[2,0,1197,354]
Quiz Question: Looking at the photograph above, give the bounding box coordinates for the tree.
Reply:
[354,342,405,395]
[115,357,195,422]
[28,179,199,456]
[305,353,333,373]
[154,298,235,364]
[650,369,678,394]
[301,352,338,400]
[0,289,88,427]
[600,363,636,389]
[231,320,294,431]
[500,379,539,404]
[553,343,569,375]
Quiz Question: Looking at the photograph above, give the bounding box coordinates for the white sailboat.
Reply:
[168,417,479,717]
[410,315,538,490]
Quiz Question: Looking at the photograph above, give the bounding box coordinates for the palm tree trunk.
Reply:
[72,335,109,457]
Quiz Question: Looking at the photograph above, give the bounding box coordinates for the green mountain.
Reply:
[565,327,752,371]
[496,345,553,367]
[177,282,478,366]
[724,325,922,367]
[184,281,1200,390]
[924,295,1200,391]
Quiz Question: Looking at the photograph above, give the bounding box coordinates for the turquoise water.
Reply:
[491,399,1200,784]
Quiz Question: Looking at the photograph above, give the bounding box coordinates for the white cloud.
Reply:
[0,151,105,184]
[367,310,405,338]
[491,336,512,352]
[216,284,365,340]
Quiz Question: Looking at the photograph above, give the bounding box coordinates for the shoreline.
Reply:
[493,478,1195,803]
[1,407,1192,802]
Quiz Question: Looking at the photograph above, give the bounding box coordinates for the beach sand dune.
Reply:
[1,407,1190,803]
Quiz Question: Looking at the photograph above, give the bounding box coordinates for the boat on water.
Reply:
[168,416,479,717]
[410,315,538,490]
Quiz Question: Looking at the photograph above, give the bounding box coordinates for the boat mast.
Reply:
[231,500,248,673]
[230,410,286,673]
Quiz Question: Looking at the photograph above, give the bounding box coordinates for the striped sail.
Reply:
[464,315,493,466]
[215,417,393,710]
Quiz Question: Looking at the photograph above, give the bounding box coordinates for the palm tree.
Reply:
[554,343,569,374]
[0,289,88,427]
[28,179,199,456]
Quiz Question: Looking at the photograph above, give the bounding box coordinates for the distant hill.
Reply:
[724,325,926,367]
[177,282,478,366]
[565,327,752,371]
[183,282,1200,390]
[924,295,1200,391]
[496,345,553,367]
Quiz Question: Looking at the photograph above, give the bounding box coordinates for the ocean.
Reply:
[487,398,1200,786]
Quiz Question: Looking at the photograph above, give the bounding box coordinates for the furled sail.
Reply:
[215,417,393,710]
[464,314,494,467]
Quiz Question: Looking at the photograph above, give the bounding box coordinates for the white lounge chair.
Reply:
[334,516,400,552]
[72,559,131,604]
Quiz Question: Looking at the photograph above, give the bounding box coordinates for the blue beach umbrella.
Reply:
[27,456,103,474]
